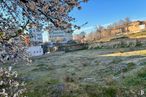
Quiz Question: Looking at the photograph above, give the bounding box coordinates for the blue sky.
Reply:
[70,0,146,34]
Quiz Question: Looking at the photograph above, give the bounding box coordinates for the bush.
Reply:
[84,84,117,97]
[137,67,146,78]
[135,40,142,47]
[127,62,136,69]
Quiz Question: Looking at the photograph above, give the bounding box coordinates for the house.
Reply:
[108,24,128,36]
[26,46,43,57]
[109,20,146,36]
[95,20,146,40]
[128,21,146,33]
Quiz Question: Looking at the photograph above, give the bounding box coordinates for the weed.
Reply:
[111,58,122,64]
[127,62,136,69]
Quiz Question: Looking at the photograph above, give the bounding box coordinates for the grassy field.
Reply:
[8,47,146,97]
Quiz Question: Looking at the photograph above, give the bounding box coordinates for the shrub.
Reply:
[84,84,117,97]
[139,62,146,65]
[127,62,136,69]
[135,40,143,47]
[137,67,146,78]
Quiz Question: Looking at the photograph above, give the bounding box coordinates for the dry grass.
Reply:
[128,31,146,38]
[100,49,146,57]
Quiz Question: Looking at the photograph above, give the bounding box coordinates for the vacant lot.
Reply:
[9,48,146,97]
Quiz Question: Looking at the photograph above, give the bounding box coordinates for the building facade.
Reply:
[26,46,43,57]
[128,21,146,33]
[48,30,72,43]
[109,20,146,36]
[29,28,43,43]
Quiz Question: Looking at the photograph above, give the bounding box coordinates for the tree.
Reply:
[96,25,104,39]
[124,17,131,32]
[0,67,26,97]
[85,32,94,42]
[0,0,88,64]
[73,34,82,43]
[117,20,125,26]
[0,0,88,32]
[0,0,88,96]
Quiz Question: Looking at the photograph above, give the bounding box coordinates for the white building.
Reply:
[139,24,146,30]
[26,46,43,57]
[28,28,73,44]
[29,28,43,43]
[48,30,72,43]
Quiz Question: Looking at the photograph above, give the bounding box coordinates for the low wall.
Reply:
[88,38,146,49]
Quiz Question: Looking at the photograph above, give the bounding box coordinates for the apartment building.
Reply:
[48,30,72,43]
[29,28,43,43]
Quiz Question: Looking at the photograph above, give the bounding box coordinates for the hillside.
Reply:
[77,20,146,43]
[128,31,146,39]
[96,31,146,43]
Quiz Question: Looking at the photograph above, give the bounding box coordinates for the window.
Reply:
[37,37,42,39]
